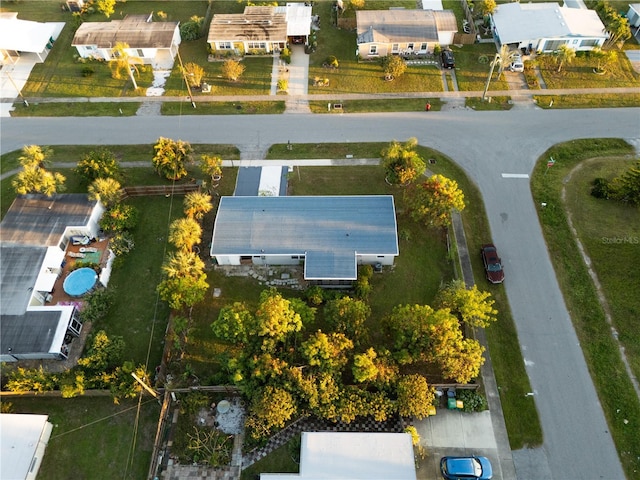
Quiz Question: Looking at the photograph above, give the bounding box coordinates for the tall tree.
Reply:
[19,145,52,168]
[254,289,302,344]
[435,280,498,328]
[12,164,66,196]
[477,0,497,16]
[88,177,122,208]
[245,386,297,439]
[436,337,485,384]
[75,148,120,182]
[324,296,370,340]
[404,174,465,228]
[183,191,213,220]
[590,47,617,74]
[396,374,435,419]
[381,138,426,185]
[182,62,205,87]
[168,217,202,252]
[556,44,576,72]
[381,55,407,80]
[221,59,246,82]
[301,331,353,373]
[211,302,254,344]
[162,250,205,279]
[95,0,116,18]
[152,137,193,180]
[157,273,209,311]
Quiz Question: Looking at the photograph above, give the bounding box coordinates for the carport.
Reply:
[0,13,58,64]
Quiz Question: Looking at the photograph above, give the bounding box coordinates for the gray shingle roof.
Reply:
[1,311,65,356]
[357,9,456,44]
[0,194,96,247]
[210,196,398,280]
[72,15,179,49]
[0,245,46,315]
[208,6,287,44]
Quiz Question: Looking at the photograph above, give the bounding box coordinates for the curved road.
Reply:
[2,108,639,479]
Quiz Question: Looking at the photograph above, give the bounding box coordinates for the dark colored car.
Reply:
[441,49,455,69]
[440,456,493,480]
[481,243,504,284]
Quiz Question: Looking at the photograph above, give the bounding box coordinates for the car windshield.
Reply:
[487,263,502,272]
[447,457,482,476]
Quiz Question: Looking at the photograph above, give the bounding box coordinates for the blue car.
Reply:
[440,456,493,480]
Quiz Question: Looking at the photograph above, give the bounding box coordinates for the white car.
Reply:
[509,55,524,72]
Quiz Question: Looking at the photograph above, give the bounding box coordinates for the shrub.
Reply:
[100,203,138,233]
[304,285,325,305]
[457,389,488,412]
[281,47,291,64]
[591,177,610,199]
[82,66,95,77]
[109,231,135,256]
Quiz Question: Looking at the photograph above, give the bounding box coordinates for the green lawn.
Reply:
[533,93,640,109]
[161,100,286,115]
[530,139,640,478]
[537,51,640,89]
[10,101,141,116]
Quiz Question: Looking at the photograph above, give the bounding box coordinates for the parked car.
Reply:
[481,243,504,284]
[509,54,524,72]
[441,49,455,69]
[440,456,493,480]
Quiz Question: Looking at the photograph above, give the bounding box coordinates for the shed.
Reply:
[210,196,398,282]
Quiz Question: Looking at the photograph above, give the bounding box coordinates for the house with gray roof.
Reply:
[210,196,398,285]
[0,194,105,362]
[356,9,457,60]
[72,14,181,68]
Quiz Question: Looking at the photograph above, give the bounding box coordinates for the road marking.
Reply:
[501,173,530,178]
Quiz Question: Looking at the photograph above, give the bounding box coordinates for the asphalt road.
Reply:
[2,107,639,479]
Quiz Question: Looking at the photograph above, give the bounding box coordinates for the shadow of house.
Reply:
[0,194,109,362]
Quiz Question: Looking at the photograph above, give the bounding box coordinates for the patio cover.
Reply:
[0,13,57,55]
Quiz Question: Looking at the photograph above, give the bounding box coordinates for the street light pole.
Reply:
[482,53,500,102]
[5,71,29,106]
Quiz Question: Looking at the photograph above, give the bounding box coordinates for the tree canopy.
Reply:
[13,145,65,196]
[435,280,498,328]
[221,59,246,82]
[405,174,465,228]
[75,148,120,182]
[381,138,426,185]
[152,137,193,180]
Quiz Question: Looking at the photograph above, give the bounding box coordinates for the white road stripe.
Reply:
[501,173,530,178]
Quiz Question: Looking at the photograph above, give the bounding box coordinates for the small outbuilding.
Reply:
[0,12,59,64]
[210,196,399,285]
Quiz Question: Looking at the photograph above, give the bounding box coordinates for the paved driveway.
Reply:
[2,108,639,479]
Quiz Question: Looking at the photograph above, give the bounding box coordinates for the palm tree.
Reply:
[12,164,66,196]
[200,154,223,186]
[556,44,576,73]
[19,145,52,168]
[152,137,193,181]
[183,191,213,220]
[162,250,205,279]
[168,217,202,252]
[109,42,144,89]
[88,177,122,208]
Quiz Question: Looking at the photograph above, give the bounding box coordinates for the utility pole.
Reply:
[131,372,160,399]
[482,53,500,101]
[176,49,196,108]
[5,71,29,106]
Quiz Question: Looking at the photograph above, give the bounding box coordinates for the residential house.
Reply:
[0,194,110,362]
[356,9,457,60]
[278,2,313,45]
[208,6,287,55]
[210,195,399,285]
[0,414,53,480]
[72,14,181,68]
[628,4,640,28]
[0,12,60,64]
[491,2,608,53]
[261,432,416,480]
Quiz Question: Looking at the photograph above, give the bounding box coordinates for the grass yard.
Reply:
[241,437,300,479]
[530,139,640,478]
[3,396,160,480]
[533,93,640,109]
[161,100,285,115]
[536,51,640,89]
[453,44,509,92]
[10,101,141,116]
[308,98,443,113]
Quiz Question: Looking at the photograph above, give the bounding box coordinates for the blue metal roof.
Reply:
[210,196,398,280]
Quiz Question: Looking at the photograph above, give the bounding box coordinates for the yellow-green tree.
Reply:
[405,174,465,228]
[12,145,65,196]
[437,338,485,384]
[109,42,143,87]
[200,154,223,185]
[183,191,213,220]
[183,62,205,87]
[152,137,193,180]
[75,148,120,182]
[382,55,407,80]
[301,331,353,373]
[435,279,498,328]
[221,59,246,82]
[254,289,303,343]
[556,44,576,72]
[381,138,426,185]
[169,217,202,252]
[88,177,122,208]
[246,386,297,439]
[352,348,379,383]
[396,374,435,419]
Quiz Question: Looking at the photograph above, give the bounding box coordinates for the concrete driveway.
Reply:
[1,108,639,480]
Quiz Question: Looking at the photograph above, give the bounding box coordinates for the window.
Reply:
[407,43,414,51]
[392,43,399,52]
[580,39,600,48]
[542,39,566,52]
[218,41,232,49]
[369,45,378,55]
[247,41,266,49]
[420,43,427,51]
[137,49,144,57]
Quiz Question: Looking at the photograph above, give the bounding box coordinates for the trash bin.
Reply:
[447,397,457,409]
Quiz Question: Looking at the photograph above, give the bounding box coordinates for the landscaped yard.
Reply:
[530,139,640,478]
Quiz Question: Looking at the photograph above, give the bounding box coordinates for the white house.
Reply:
[0,12,60,64]
[491,2,608,52]
[0,414,53,480]
[210,196,399,284]
[261,432,416,480]
[356,9,457,60]
[72,14,181,68]
[0,194,108,362]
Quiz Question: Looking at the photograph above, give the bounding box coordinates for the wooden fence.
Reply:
[121,183,201,198]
